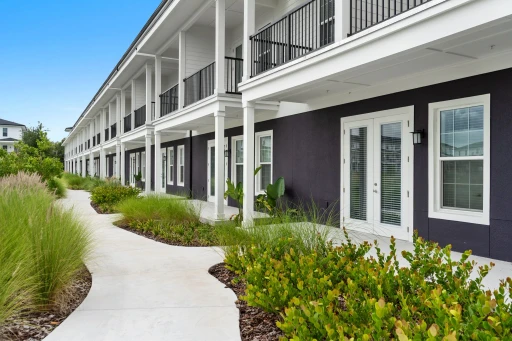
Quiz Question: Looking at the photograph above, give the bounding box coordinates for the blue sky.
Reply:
[0,0,161,141]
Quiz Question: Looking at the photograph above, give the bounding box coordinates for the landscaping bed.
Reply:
[0,268,92,341]
[90,200,113,214]
[209,263,284,341]
[113,219,218,247]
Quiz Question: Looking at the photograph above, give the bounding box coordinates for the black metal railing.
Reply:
[226,57,243,94]
[93,136,96,146]
[96,133,100,145]
[111,123,117,138]
[160,84,179,117]
[349,0,430,36]
[87,139,90,149]
[184,61,215,107]
[124,114,132,133]
[250,0,334,77]
[104,128,109,141]
[134,105,146,128]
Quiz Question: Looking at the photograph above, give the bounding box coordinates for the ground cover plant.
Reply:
[90,182,140,213]
[220,222,512,340]
[62,173,108,191]
[115,195,219,246]
[0,172,92,339]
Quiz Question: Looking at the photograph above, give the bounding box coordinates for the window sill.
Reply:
[428,209,489,226]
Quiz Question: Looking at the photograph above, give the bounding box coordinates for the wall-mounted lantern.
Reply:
[224,149,231,158]
[411,129,425,145]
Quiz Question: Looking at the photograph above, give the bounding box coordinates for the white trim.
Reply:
[177,145,185,187]
[231,135,244,186]
[255,130,273,195]
[340,106,415,241]
[167,147,174,185]
[141,151,146,181]
[428,94,490,225]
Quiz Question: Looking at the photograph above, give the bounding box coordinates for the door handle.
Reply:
[373,189,378,193]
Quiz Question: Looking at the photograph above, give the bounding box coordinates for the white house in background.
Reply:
[0,118,26,153]
[63,0,512,262]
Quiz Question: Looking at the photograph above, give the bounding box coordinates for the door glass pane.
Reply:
[261,164,271,190]
[442,160,483,210]
[381,122,402,226]
[235,140,243,163]
[210,147,215,196]
[236,165,243,186]
[350,127,367,221]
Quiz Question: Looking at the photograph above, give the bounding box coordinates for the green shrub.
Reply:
[130,219,219,246]
[0,172,91,322]
[225,229,512,340]
[63,173,108,191]
[47,176,67,198]
[91,184,140,213]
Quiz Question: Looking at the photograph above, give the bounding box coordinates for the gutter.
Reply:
[67,0,173,138]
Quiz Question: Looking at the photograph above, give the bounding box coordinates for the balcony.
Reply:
[348,0,432,36]
[87,139,90,149]
[183,57,243,108]
[250,0,334,77]
[96,133,100,145]
[160,84,179,117]
[104,128,109,141]
[124,114,132,133]
[111,123,117,138]
[93,136,96,147]
[134,105,146,129]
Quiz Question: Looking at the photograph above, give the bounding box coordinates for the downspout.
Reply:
[189,130,193,198]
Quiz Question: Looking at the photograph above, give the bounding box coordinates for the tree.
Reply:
[21,123,64,162]
[22,122,47,149]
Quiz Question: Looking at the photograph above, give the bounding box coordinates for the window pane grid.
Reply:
[442,160,483,211]
[381,122,402,226]
[350,127,367,221]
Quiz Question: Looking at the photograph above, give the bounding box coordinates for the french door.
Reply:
[207,138,228,203]
[342,109,413,241]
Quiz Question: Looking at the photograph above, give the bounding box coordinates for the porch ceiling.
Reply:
[263,19,512,103]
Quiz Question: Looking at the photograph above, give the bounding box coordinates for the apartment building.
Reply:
[63,0,512,261]
[0,118,26,152]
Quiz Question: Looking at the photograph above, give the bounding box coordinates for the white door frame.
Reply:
[207,138,228,203]
[340,106,414,242]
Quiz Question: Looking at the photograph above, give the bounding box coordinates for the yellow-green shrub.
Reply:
[90,184,140,213]
[225,231,512,340]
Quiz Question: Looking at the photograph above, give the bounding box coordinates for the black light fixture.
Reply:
[224,149,231,158]
[411,129,425,145]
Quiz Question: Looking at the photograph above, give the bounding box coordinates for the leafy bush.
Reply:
[225,229,512,340]
[90,184,140,213]
[0,172,91,323]
[47,176,67,198]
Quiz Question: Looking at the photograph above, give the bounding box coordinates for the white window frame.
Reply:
[141,151,146,181]
[428,94,490,226]
[231,135,243,186]
[255,130,273,194]
[177,145,185,187]
[2,128,7,137]
[167,147,174,185]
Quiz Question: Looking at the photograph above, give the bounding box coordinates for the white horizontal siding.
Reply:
[185,26,215,78]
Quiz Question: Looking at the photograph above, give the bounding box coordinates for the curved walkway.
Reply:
[46,190,240,341]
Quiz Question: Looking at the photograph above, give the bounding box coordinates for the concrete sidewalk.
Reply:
[46,190,240,341]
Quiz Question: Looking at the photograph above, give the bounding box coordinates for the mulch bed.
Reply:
[112,220,212,247]
[90,201,115,214]
[0,268,92,341]
[209,263,284,341]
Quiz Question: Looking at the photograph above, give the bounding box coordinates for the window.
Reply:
[255,130,273,193]
[113,155,117,177]
[2,128,7,137]
[2,145,7,151]
[136,153,140,179]
[177,145,185,186]
[168,147,174,185]
[231,136,243,186]
[428,95,490,225]
[141,152,146,181]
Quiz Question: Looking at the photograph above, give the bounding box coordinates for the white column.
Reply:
[154,55,162,119]
[145,134,152,194]
[89,123,94,149]
[116,94,121,134]
[100,109,105,143]
[146,64,153,124]
[242,101,255,224]
[100,148,106,179]
[214,110,225,220]
[215,0,226,94]
[120,90,126,135]
[243,0,255,82]
[178,31,186,109]
[131,80,136,130]
[120,142,126,185]
[335,0,349,42]
[89,152,94,177]
[81,154,87,177]
[154,131,162,193]
[116,143,121,180]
